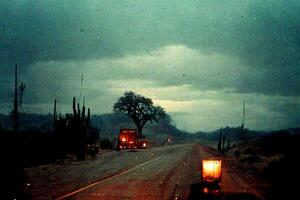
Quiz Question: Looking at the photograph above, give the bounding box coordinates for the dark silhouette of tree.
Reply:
[113,91,166,138]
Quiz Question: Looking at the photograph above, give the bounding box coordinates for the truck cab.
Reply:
[117,128,138,150]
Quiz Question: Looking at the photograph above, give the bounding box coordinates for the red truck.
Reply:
[117,128,149,150]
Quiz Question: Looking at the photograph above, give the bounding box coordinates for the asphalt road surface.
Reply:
[50,144,262,200]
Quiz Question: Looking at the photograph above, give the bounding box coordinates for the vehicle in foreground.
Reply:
[201,159,222,193]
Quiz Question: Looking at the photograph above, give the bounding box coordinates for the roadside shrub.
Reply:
[86,144,99,157]
[243,147,257,155]
[240,155,261,163]
[264,153,300,199]
[99,138,113,149]
[234,150,240,157]
[262,159,280,179]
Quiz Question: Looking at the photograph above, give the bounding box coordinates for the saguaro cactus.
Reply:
[217,128,231,155]
[13,64,18,132]
[72,97,90,160]
[218,129,222,153]
[226,139,231,151]
[53,99,57,122]
[222,135,226,153]
[53,97,91,160]
[72,97,90,130]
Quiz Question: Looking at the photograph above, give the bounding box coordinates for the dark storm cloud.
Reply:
[0,0,175,66]
[0,0,111,66]
[0,0,299,131]
[1,0,299,96]
[229,1,300,96]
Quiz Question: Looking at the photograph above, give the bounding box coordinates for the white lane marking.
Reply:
[55,156,161,200]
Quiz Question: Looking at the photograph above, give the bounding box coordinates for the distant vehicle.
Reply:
[201,159,222,193]
[86,144,99,157]
[117,128,138,150]
[137,140,149,149]
[117,128,149,150]
[166,136,173,144]
[162,136,173,145]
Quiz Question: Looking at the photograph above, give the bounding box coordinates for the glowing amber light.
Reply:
[202,160,222,179]
[203,188,209,193]
[121,138,126,142]
[143,143,147,147]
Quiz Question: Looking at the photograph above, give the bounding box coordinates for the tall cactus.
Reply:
[226,139,231,151]
[81,103,85,123]
[73,97,77,117]
[218,129,222,153]
[222,134,226,154]
[13,64,18,132]
[53,97,91,160]
[77,103,81,120]
[53,99,57,121]
[72,97,90,128]
[86,108,90,129]
[72,97,91,160]
[217,128,231,155]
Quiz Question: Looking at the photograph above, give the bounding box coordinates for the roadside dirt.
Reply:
[197,145,266,200]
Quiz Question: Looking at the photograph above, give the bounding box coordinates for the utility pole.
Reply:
[241,100,246,141]
[79,73,84,103]
[242,100,245,129]
[13,64,18,132]
[19,82,26,109]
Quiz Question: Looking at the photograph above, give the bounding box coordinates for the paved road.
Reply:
[25,143,262,200]
[53,144,261,200]
[57,144,200,200]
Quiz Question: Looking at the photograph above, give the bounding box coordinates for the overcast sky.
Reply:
[0,0,299,132]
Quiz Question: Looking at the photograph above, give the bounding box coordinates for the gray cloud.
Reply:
[1,0,299,131]
[1,0,299,95]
